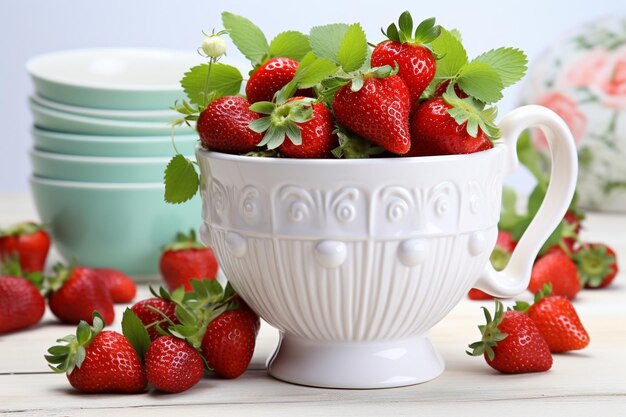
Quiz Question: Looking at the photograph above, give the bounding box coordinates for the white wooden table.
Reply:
[1,194,626,416]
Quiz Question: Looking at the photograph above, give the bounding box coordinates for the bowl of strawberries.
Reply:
[166,11,579,389]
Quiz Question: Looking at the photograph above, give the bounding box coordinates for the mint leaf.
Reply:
[457,61,504,103]
[181,63,243,106]
[309,23,350,62]
[222,12,269,65]
[164,154,199,204]
[474,47,528,88]
[432,28,468,79]
[336,23,368,72]
[121,308,151,361]
[269,31,311,61]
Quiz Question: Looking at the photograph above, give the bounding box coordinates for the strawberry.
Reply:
[131,297,179,341]
[434,80,468,98]
[197,96,263,154]
[468,300,552,374]
[575,243,618,289]
[529,250,581,300]
[562,210,584,252]
[93,268,136,303]
[0,222,50,273]
[408,97,493,156]
[332,74,411,154]
[48,265,115,325]
[467,231,516,300]
[201,308,258,379]
[0,275,45,333]
[249,98,337,158]
[246,57,313,104]
[45,314,147,393]
[496,230,517,253]
[516,285,590,353]
[467,288,494,300]
[145,336,204,393]
[159,230,218,292]
[371,14,440,106]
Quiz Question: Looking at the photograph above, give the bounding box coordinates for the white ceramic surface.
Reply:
[196,105,578,389]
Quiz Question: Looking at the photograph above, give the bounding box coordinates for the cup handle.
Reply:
[473,105,578,297]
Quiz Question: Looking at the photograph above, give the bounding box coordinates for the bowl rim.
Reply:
[25,48,196,92]
[32,126,198,143]
[29,148,188,163]
[195,142,504,165]
[30,175,165,189]
[30,94,178,118]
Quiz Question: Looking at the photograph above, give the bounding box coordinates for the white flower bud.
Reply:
[201,36,226,58]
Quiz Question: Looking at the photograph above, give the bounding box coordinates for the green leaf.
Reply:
[121,308,151,361]
[309,23,350,62]
[76,322,91,345]
[164,154,199,204]
[336,23,368,72]
[527,184,547,217]
[432,28,468,79]
[181,63,243,106]
[296,55,339,87]
[249,101,276,114]
[517,131,548,183]
[474,47,528,88]
[221,12,269,65]
[457,61,504,103]
[249,116,272,133]
[413,17,440,44]
[284,122,302,145]
[383,23,400,42]
[269,31,311,61]
[398,11,413,40]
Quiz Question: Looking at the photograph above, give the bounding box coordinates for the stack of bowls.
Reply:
[26,48,202,277]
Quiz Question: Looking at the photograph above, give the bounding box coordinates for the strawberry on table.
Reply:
[45,313,147,393]
[48,264,115,325]
[0,222,50,273]
[0,271,45,334]
[529,250,581,300]
[249,97,338,158]
[574,243,618,289]
[468,300,552,374]
[145,336,205,393]
[131,297,180,341]
[516,285,590,353]
[371,13,440,106]
[159,230,218,292]
[93,267,136,303]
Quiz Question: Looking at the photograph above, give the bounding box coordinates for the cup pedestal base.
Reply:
[267,333,444,389]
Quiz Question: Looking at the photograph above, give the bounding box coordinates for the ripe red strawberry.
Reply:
[467,288,494,300]
[48,265,115,325]
[496,230,517,253]
[371,14,440,106]
[517,286,590,353]
[434,80,468,98]
[46,315,147,393]
[0,275,45,333]
[197,96,263,154]
[529,250,581,300]
[145,336,204,393]
[562,210,584,252]
[160,230,218,291]
[131,297,180,341]
[408,97,493,156]
[201,308,258,379]
[0,222,50,273]
[93,268,136,303]
[246,57,313,104]
[332,75,411,154]
[468,301,552,374]
[280,99,336,158]
[575,243,618,289]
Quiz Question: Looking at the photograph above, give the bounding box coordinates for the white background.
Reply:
[1,0,625,193]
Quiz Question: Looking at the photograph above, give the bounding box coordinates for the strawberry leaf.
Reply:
[398,11,413,42]
[309,23,350,62]
[432,28,468,79]
[121,308,151,361]
[181,63,243,106]
[164,155,199,204]
[457,61,504,103]
[269,31,311,61]
[474,47,528,88]
[221,12,269,66]
[413,17,440,44]
[336,23,368,72]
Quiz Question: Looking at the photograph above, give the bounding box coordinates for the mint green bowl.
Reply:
[26,49,200,110]
[29,99,196,136]
[32,128,198,157]
[30,149,191,183]
[30,176,201,276]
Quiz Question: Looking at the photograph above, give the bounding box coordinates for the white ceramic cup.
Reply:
[196,105,578,389]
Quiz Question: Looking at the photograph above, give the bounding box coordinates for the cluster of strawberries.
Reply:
[0,222,259,393]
